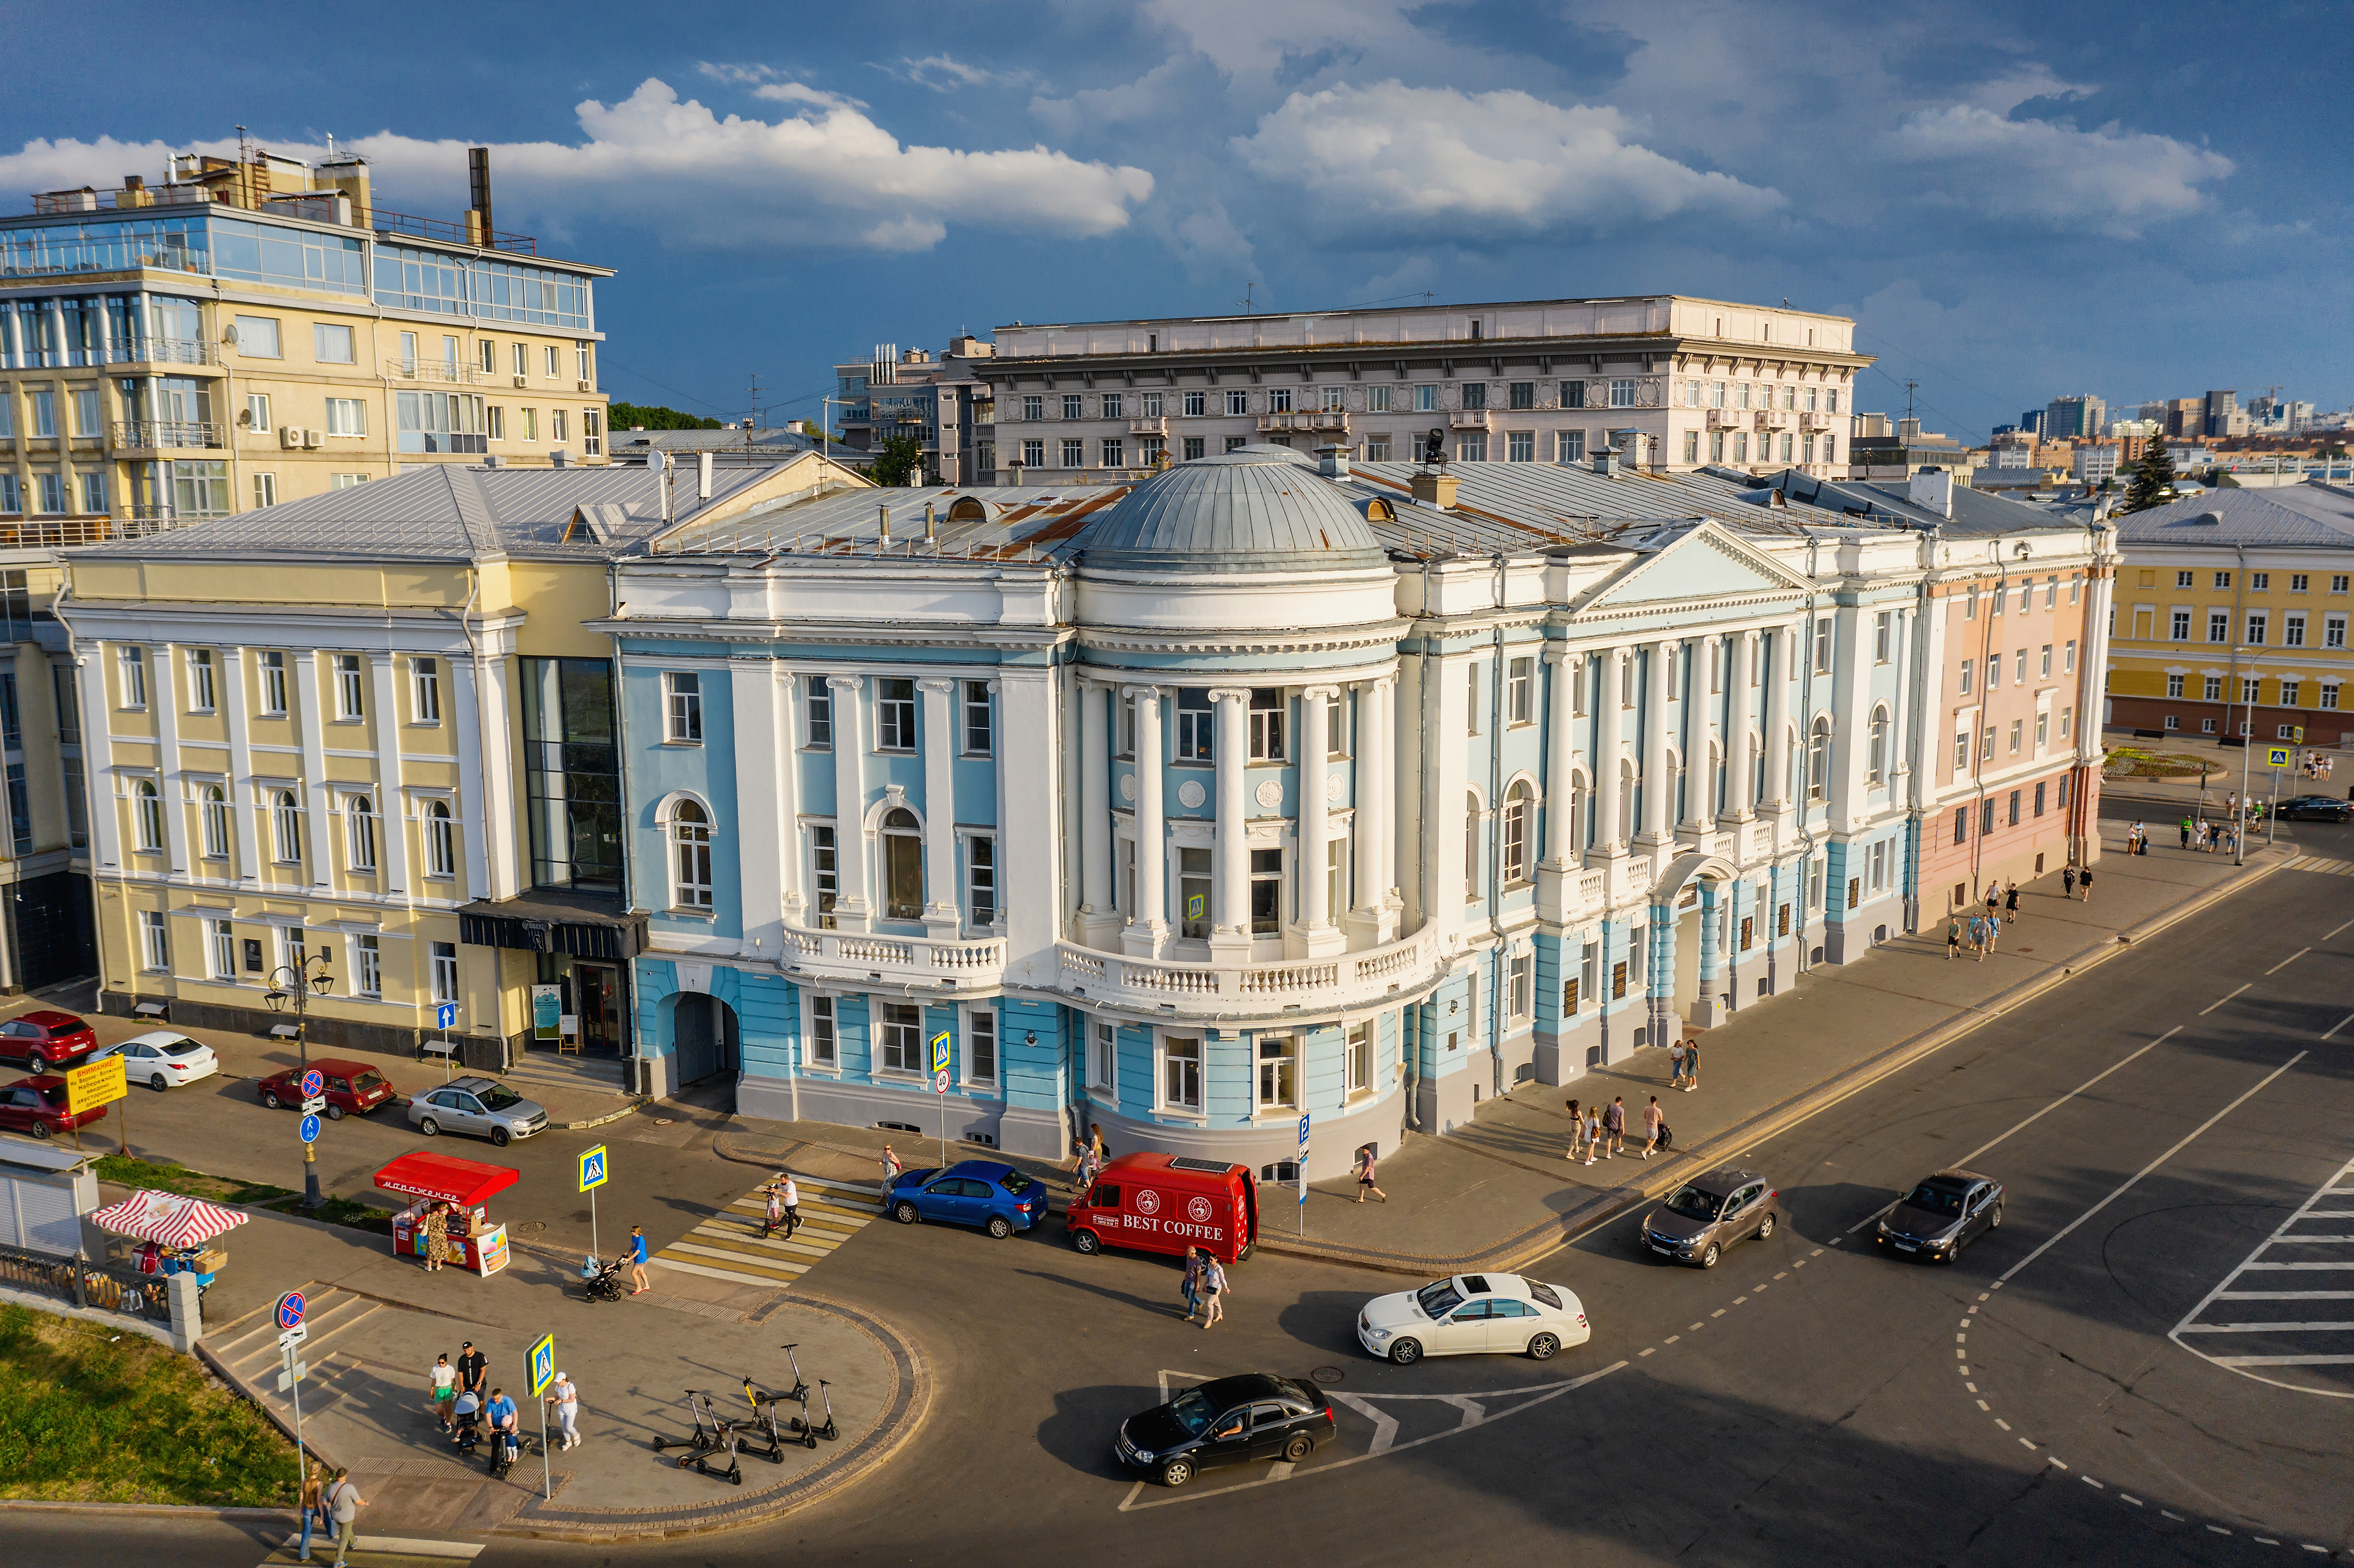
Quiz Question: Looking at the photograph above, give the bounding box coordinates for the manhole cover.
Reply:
[654,1117,675,1126]
[519,1220,546,1234]
[1309,1366,1344,1384]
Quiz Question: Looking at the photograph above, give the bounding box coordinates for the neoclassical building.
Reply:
[612,447,2111,1177]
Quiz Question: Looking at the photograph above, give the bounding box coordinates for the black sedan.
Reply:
[2275,795,2351,823]
[1115,1373,1335,1488]
[1874,1169,2004,1263]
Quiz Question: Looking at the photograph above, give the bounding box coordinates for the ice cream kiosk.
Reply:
[375,1151,518,1277]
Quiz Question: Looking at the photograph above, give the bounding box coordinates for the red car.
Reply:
[256,1058,398,1120]
[0,1010,98,1073]
[0,1075,107,1139]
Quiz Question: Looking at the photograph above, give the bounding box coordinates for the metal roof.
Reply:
[1078,447,1386,572]
[2111,485,2354,548]
[651,479,1137,563]
[1763,471,2088,536]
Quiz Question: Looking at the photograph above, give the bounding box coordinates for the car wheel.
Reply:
[28,1119,50,1139]
[1757,1211,1776,1241]
[1158,1458,1193,1489]
[418,1117,440,1136]
[985,1214,1012,1239]
[1698,1241,1722,1269]
[490,1126,511,1148]
[150,1073,169,1092]
[1071,1229,1101,1255]
[262,1090,283,1110]
[893,1200,919,1225]
[325,1103,346,1121]
[1389,1338,1422,1366]
[1527,1332,1560,1361]
[1989,1202,2003,1230]
[28,1051,48,1073]
[1948,1232,1966,1264]
[1281,1433,1313,1463]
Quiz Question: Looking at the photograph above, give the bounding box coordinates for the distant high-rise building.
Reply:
[2163,398,2201,439]
[2203,389,2238,438]
[2021,410,2045,436]
[2043,395,2106,441]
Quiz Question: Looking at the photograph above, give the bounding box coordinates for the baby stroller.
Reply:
[581,1251,627,1303]
[487,1420,525,1479]
[450,1396,483,1456]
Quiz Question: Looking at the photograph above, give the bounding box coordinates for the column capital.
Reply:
[1206,686,1253,705]
[914,676,957,694]
[1123,682,1163,705]
[825,673,864,692]
[1299,684,1341,702]
[1542,645,1579,667]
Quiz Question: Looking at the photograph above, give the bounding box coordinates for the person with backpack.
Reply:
[296,1462,327,1562]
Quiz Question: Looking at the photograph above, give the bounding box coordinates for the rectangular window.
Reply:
[71,389,100,437]
[959,680,992,754]
[1874,611,1892,663]
[352,933,383,998]
[29,393,56,439]
[1021,438,1043,468]
[967,834,997,926]
[411,657,441,724]
[2009,719,2023,753]
[1256,1035,1295,1110]
[2281,681,2301,707]
[968,1008,997,1085]
[311,322,355,364]
[1507,430,1535,462]
[1814,617,1832,673]
[2040,644,2053,677]
[2243,677,2261,703]
[1176,688,1213,762]
[1507,382,1535,411]
[2171,610,2191,640]
[1413,384,1438,413]
[234,315,282,357]
[1610,380,1636,408]
[187,647,215,712]
[118,645,146,707]
[324,398,367,436]
[1091,1020,1117,1092]
[877,678,916,749]
[336,653,365,719]
[1162,1034,1202,1110]
[2327,615,2348,650]
[2216,571,2233,590]
[1224,390,1249,417]
[1327,836,1346,916]
[806,678,835,747]
[1184,390,1207,417]
[2177,570,2195,588]
[1986,654,2001,690]
[2321,684,2341,711]
[2205,675,2223,700]
[2286,613,2306,647]
[259,650,287,716]
[1959,660,1973,695]
[1062,394,1084,420]
[2251,572,2270,591]
[251,472,277,510]
[809,995,838,1066]
[1061,438,1085,468]
[1102,393,1124,420]
[1509,953,1532,1019]
[1249,848,1283,935]
[1981,798,1995,836]
[1953,806,1968,844]
[811,826,839,928]
[1248,688,1285,760]
[1568,429,1591,463]
[2059,706,2071,738]
[141,909,170,971]
[2036,712,2049,747]
[1183,436,1206,461]
[2209,611,2230,643]
[665,671,702,743]
[54,667,78,744]
[2247,613,2268,645]
[880,1002,921,1073]
[545,346,560,379]
[1458,383,1485,411]
[2167,673,2185,697]
[430,941,458,1005]
[207,918,237,981]
[1022,395,1044,422]
[1507,657,1534,725]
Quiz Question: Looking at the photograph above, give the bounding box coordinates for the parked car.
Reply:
[1874,1169,2004,1263]
[1065,1152,1258,1263]
[0,1074,107,1139]
[91,1032,219,1091]
[1115,1372,1336,1489]
[1356,1272,1590,1365]
[885,1160,1050,1238]
[0,1010,98,1073]
[408,1076,547,1146]
[1641,1167,1784,1269]
[257,1058,398,1119]
[2275,795,2351,823]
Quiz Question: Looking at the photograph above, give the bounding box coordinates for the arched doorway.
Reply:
[1652,850,1740,1036]
[671,992,740,1086]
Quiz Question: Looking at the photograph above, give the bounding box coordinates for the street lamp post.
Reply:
[265,953,336,1210]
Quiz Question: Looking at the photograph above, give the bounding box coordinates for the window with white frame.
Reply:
[141,909,169,971]
[335,654,365,719]
[133,778,163,851]
[201,784,229,859]
[671,799,714,909]
[1507,656,1535,725]
[346,794,378,871]
[430,941,459,1005]
[1175,689,1212,761]
[425,799,455,877]
[118,645,146,708]
[1502,782,1532,883]
[1326,836,1347,918]
[1867,706,1889,784]
[805,675,832,747]
[877,678,916,750]
[1162,1033,1201,1110]
[272,789,302,862]
[1868,839,1890,894]
[1509,952,1532,1019]
[1347,1022,1372,1096]
[1248,688,1285,760]
[966,1008,996,1084]
[879,1002,921,1073]
[1813,617,1833,673]
[1090,1020,1117,1093]
[258,650,287,715]
[967,834,997,926]
[811,825,839,927]
[187,647,215,712]
[808,995,838,1066]
[665,671,702,743]
[1808,716,1831,800]
[209,918,236,980]
[962,680,993,754]
[354,934,383,998]
[1326,694,1348,757]
[411,657,441,724]
[324,398,367,437]
[1256,1035,1295,1110]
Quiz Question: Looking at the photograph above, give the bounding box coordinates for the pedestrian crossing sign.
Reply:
[931,1031,950,1075]
[527,1332,556,1399]
[578,1145,607,1193]
[2268,747,2292,768]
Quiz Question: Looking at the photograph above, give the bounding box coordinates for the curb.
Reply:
[1253,846,2296,1279]
[0,1500,298,1523]
[562,1096,650,1131]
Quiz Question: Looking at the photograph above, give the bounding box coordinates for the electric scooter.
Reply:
[678,1420,742,1484]
[651,1390,724,1456]
[734,1375,790,1464]
[810,1380,839,1443]
[777,1343,810,1404]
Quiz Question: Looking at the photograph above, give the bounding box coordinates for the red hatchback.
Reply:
[0,1075,107,1139]
[0,1011,98,1073]
[256,1058,398,1120]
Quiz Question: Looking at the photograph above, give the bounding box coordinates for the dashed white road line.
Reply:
[2267,948,2312,975]
[2201,984,2253,1015]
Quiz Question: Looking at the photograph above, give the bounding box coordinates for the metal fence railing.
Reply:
[0,1242,178,1328]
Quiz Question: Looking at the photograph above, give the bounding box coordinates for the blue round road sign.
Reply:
[276,1291,306,1329]
[300,1068,324,1098]
[299,1113,322,1143]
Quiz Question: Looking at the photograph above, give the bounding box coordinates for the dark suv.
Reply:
[1641,1167,1784,1269]
[1116,1373,1336,1489]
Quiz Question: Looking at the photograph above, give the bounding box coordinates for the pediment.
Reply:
[1578,523,1808,613]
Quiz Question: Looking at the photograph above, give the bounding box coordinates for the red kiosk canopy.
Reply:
[374,1151,521,1208]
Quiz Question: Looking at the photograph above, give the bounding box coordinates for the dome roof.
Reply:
[1076,448,1387,572]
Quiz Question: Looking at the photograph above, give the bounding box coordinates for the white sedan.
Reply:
[93,1032,220,1091]
[1356,1272,1590,1365]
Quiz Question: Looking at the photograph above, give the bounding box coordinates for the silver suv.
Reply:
[408,1075,549,1147]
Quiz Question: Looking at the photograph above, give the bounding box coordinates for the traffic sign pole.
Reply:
[1296,1113,1310,1237]
[931,1030,952,1167]
[526,1334,556,1500]
[275,1294,308,1493]
[578,1146,607,1262]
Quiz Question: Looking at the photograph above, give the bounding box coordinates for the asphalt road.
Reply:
[10,808,2353,1567]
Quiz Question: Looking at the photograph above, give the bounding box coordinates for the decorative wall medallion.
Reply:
[1254,779,1285,810]
[1177,780,1207,809]
[1324,772,1345,803]
[1118,773,1137,804]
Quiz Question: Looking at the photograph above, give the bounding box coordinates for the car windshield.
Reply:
[1166,1387,1214,1437]
[1664,1185,1725,1221]
[999,1170,1033,1196]
[165,1038,206,1057]
[1908,1185,1965,1216]
[1415,1280,1464,1317]
[475,1083,523,1111]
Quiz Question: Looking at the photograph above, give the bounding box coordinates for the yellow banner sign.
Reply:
[65,1054,127,1116]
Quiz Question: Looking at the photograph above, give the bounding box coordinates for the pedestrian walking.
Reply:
[2061,865,2077,899]
[1563,1098,1582,1160]
[1088,1123,1109,1165]
[1604,1096,1626,1157]
[2180,816,2193,850]
[1668,1036,1688,1087]
[627,1225,651,1295]
[1199,1254,1230,1329]
[486,1387,519,1469]
[323,1469,364,1568]
[1683,1036,1701,1090]
[296,1461,327,1562]
[2003,881,2021,923]
[776,1173,799,1241]
[1985,884,2001,921]
[1642,1096,1665,1160]
[1354,1143,1388,1203]
[1946,915,1963,959]
[879,1144,904,1185]
[1180,1247,1204,1321]
[1983,910,2000,953]
[455,1341,486,1400]
[2078,865,2093,901]
[1582,1102,1601,1164]
[546,1371,581,1451]
[1967,914,1986,960]
[429,1353,457,1432]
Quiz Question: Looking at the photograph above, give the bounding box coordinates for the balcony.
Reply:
[3,339,221,374]
[1053,927,1445,1017]
[1445,409,1491,431]
[1799,412,1832,432]
[1261,410,1351,435]
[781,927,1008,989]
[370,207,539,258]
[1704,408,1740,428]
[1127,416,1168,436]
[110,420,224,451]
[386,358,483,384]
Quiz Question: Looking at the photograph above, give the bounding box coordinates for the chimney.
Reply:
[468,146,493,242]
[878,504,891,544]
[697,451,713,503]
[924,501,937,540]
[1592,450,1621,478]
[1908,466,1954,519]
[1408,470,1458,510]
[1316,443,1349,481]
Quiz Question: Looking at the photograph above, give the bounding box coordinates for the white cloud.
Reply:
[0,78,1152,255]
[1890,106,2234,233]
[1230,81,1781,241]
[887,53,1029,93]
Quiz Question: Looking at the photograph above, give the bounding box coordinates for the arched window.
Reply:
[1464,790,1481,899]
[346,794,377,871]
[272,790,302,863]
[425,800,455,878]
[1867,706,1890,785]
[672,799,713,909]
[1502,782,1532,883]
[881,806,922,921]
[134,779,163,852]
[201,784,229,859]
[1808,716,1832,800]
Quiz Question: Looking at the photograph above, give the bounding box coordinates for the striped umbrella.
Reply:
[90,1188,249,1248]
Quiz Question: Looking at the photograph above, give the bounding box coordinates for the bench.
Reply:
[268,1024,300,1039]
[133,1002,166,1020]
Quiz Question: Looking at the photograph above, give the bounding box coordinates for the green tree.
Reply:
[872,432,927,486]
[2120,434,2179,513]
[607,401,723,431]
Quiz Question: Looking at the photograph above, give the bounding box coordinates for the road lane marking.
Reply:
[2179,1320,2354,1334]
[2170,1148,2354,1393]
[2323,1014,2354,1041]
[2267,948,2312,975]
[2200,985,2252,1014]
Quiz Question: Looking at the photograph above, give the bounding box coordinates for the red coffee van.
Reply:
[1066,1153,1259,1265]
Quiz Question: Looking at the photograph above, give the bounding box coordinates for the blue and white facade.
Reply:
[607,448,2098,1177]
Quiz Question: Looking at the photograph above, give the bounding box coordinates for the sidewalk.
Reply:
[2099,727,2345,816]
[1248,818,2300,1276]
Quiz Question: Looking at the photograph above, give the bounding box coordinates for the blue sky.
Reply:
[5,0,2346,439]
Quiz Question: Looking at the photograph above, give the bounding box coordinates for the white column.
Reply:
[998,669,1061,980]
[1124,684,1165,954]
[1595,646,1626,852]
[917,677,959,934]
[1639,640,1674,844]
[827,675,871,929]
[1350,681,1385,941]
[1765,622,1796,813]
[152,644,190,875]
[777,669,803,918]
[294,650,332,890]
[82,648,121,873]
[1542,650,1577,865]
[1726,630,1758,823]
[223,646,260,884]
[1210,688,1250,939]
[1378,674,1399,924]
[1689,637,1717,833]
[369,655,409,897]
[473,650,520,902]
[1079,677,1113,937]
[451,654,492,900]
[1299,686,1336,946]
[735,657,784,955]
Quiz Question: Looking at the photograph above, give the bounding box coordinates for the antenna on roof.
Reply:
[1236,281,1255,316]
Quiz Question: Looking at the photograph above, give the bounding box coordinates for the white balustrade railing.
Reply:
[1054,928,1439,1012]
[780,927,1007,979]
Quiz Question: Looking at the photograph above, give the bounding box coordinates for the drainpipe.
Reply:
[1792,538,1823,974]
[1405,556,1438,1131]
[1487,575,1505,1100]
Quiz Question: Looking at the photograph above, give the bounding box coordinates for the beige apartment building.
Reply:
[974,296,1871,485]
[1,147,610,534]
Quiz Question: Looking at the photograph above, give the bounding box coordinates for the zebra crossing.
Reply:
[2170,1151,2354,1397]
[2282,854,2354,876]
[654,1174,881,1291]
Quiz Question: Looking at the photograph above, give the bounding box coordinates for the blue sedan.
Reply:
[884,1160,1049,1239]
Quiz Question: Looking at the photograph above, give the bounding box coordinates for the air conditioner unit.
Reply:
[576,380,593,392]
[512,375,527,389]
[302,429,323,449]
[279,424,303,449]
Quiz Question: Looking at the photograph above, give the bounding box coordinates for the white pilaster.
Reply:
[1298,685,1341,957]
[81,649,121,873]
[1209,687,1250,944]
[369,654,409,897]
[1726,629,1758,824]
[1538,649,1576,922]
[1349,680,1386,944]
[735,657,784,956]
[295,650,331,890]
[451,653,492,900]
[153,644,189,875]
[917,677,959,935]
[998,668,1062,984]
[1079,676,1115,945]
[777,669,803,917]
[1378,673,1400,928]
[1595,645,1626,854]
[1638,639,1673,846]
[223,645,260,884]
[1766,621,1797,815]
[827,675,871,930]
[1124,684,1166,955]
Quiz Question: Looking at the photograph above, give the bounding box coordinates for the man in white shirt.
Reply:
[778,1175,800,1242]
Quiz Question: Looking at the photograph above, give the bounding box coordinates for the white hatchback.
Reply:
[94,1031,220,1092]
[1356,1272,1591,1365]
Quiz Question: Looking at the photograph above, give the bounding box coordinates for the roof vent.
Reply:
[2190,510,2223,526]
[1592,450,1620,478]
